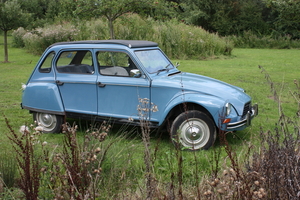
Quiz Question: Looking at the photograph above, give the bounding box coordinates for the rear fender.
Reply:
[22,82,64,114]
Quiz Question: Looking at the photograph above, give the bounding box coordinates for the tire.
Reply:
[33,112,63,133]
[170,110,216,150]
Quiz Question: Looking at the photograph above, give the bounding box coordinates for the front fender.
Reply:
[22,82,65,115]
[154,92,225,127]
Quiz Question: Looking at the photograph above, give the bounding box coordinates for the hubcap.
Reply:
[37,113,57,132]
[187,127,201,140]
[178,118,210,150]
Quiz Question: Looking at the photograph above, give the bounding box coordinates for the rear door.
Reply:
[55,50,98,115]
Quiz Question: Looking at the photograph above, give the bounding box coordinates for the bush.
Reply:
[14,23,79,55]
[12,14,233,59]
[11,27,27,48]
[227,31,300,49]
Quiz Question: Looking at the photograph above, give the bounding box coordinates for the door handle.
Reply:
[97,82,106,87]
[56,80,64,86]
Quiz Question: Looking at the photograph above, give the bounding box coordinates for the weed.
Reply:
[5,118,43,200]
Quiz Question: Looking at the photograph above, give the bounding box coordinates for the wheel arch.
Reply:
[167,102,215,124]
[159,101,219,134]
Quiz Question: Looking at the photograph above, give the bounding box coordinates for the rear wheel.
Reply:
[170,110,216,150]
[33,112,63,133]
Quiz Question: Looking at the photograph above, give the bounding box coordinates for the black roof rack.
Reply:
[50,40,158,48]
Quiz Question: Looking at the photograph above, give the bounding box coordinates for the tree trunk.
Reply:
[4,30,9,63]
[108,18,115,39]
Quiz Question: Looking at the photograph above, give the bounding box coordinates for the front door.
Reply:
[96,50,151,121]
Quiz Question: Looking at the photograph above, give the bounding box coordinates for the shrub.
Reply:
[11,27,27,48]
[15,23,79,55]
[227,31,300,49]
[12,14,233,58]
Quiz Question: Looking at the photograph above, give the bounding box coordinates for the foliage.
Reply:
[227,30,300,49]
[164,0,300,39]
[5,120,42,200]
[0,0,30,62]
[12,14,233,58]
[2,0,298,41]
[58,0,154,39]
[16,0,62,28]
[264,0,300,39]
[170,0,270,36]
[16,24,79,55]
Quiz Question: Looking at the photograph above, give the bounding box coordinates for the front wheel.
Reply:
[33,112,63,133]
[170,110,216,150]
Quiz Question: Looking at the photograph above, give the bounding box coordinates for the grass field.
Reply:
[0,36,299,198]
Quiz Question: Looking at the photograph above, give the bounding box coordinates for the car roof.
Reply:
[49,40,158,48]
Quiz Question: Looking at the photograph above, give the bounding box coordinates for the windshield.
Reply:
[135,49,173,74]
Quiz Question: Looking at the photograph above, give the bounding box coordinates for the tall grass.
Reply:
[12,14,233,59]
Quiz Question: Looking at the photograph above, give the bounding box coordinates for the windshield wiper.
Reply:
[157,63,171,75]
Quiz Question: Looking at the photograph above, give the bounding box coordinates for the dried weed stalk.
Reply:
[5,117,43,200]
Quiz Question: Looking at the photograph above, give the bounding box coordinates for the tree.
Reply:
[17,0,61,28]
[265,0,300,39]
[67,0,154,39]
[168,0,273,36]
[0,0,29,62]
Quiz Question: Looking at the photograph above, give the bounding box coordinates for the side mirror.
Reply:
[130,69,142,78]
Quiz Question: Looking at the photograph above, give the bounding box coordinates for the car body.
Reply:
[21,40,258,150]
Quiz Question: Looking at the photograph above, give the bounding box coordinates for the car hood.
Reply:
[152,72,251,113]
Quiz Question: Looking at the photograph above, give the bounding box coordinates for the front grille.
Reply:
[242,102,251,118]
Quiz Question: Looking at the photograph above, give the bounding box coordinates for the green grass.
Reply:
[1,35,300,197]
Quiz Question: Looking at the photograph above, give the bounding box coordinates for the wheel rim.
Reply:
[178,118,210,150]
[36,113,57,132]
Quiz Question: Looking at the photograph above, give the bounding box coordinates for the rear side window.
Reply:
[56,50,94,74]
[39,52,55,73]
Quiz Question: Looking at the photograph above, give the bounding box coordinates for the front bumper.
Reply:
[227,103,258,130]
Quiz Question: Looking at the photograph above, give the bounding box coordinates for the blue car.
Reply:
[21,40,258,150]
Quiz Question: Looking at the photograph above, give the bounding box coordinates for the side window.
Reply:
[56,50,94,74]
[39,52,55,73]
[97,51,138,77]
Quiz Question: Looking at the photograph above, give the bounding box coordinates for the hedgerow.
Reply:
[12,14,233,59]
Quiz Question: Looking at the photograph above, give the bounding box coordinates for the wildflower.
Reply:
[40,167,47,172]
[19,125,30,134]
[42,141,48,146]
[254,180,260,186]
[204,190,212,196]
[35,126,44,132]
[21,83,27,90]
[259,188,265,193]
[152,105,159,112]
[128,117,134,122]
[217,189,224,194]
[95,147,101,153]
[223,169,228,176]
[214,178,220,184]
[91,154,97,161]
[210,180,217,187]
